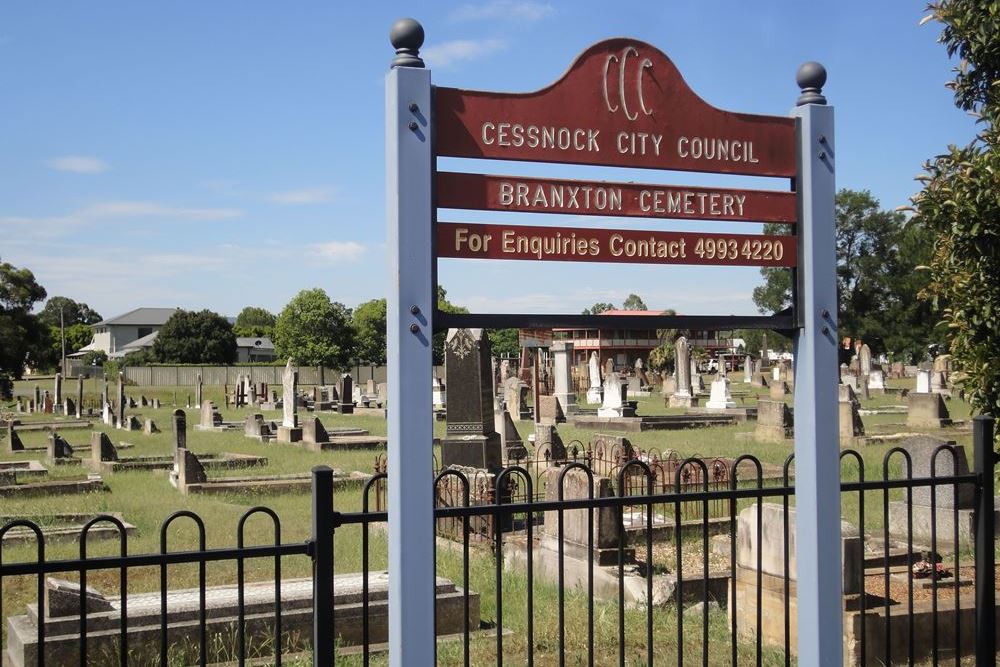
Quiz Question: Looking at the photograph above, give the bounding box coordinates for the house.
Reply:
[79,308,181,357]
[551,309,734,368]
[236,337,276,363]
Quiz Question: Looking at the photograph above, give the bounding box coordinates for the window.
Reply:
[137,327,153,338]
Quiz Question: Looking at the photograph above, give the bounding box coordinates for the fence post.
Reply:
[975,415,996,666]
[312,465,335,667]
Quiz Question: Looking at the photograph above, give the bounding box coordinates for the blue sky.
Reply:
[0,2,977,321]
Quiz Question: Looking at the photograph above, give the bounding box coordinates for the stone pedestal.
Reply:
[277,425,303,443]
[551,341,577,416]
[440,434,501,470]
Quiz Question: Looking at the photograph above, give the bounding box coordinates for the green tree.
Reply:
[234,306,276,338]
[353,298,387,365]
[274,289,356,369]
[0,259,49,390]
[910,0,1000,418]
[621,293,648,310]
[752,189,927,357]
[38,296,102,328]
[487,329,520,358]
[582,302,615,315]
[647,309,679,372]
[152,310,237,364]
[434,286,469,365]
[47,323,95,358]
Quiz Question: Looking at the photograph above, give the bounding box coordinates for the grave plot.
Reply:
[88,431,266,473]
[0,460,48,483]
[0,471,105,498]
[3,422,44,453]
[170,448,368,495]
[299,417,386,451]
[4,572,480,667]
[192,400,242,432]
[0,513,135,546]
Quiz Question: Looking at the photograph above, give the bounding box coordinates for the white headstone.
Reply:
[551,341,576,416]
[705,377,737,410]
[597,373,624,418]
[586,352,603,404]
[744,355,753,383]
[916,369,931,394]
[281,359,297,428]
[867,370,885,390]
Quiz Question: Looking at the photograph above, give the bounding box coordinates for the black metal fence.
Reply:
[1,416,995,666]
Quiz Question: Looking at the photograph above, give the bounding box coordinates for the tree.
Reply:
[621,293,648,311]
[434,286,468,364]
[353,298,387,365]
[910,0,1000,419]
[0,259,48,388]
[234,306,276,338]
[487,329,520,358]
[274,289,356,369]
[152,310,237,364]
[752,189,929,358]
[582,302,615,315]
[647,309,679,372]
[38,296,102,328]
[47,323,95,358]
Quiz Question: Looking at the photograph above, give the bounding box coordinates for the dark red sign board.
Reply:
[438,222,796,268]
[435,39,796,177]
[437,172,796,224]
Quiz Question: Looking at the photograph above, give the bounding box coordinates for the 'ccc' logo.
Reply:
[602,46,653,121]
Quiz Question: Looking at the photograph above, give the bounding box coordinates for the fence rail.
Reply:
[1,416,995,666]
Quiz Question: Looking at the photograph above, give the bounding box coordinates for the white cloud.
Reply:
[268,186,337,205]
[77,201,242,221]
[307,241,367,262]
[421,39,507,68]
[46,156,109,174]
[451,1,555,22]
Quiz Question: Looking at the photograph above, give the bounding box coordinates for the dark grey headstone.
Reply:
[902,436,973,509]
[441,329,501,470]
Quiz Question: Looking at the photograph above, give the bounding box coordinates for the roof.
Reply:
[120,330,159,350]
[95,307,180,327]
[236,337,275,350]
[598,309,666,316]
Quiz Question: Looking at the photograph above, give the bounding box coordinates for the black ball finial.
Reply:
[796,61,827,106]
[390,18,425,69]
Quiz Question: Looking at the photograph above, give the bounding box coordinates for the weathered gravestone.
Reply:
[277,360,303,442]
[172,409,186,452]
[143,419,158,435]
[76,376,84,418]
[90,431,118,463]
[669,336,696,408]
[195,373,203,408]
[5,422,24,453]
[441,329,502,470]
[200,401,222,429]
[495,406,525,461]
[586,351,603,404]
[705,376,736,410]
[533,422,567,461]
[838,384,865,441]
[867,369,885,394]
[915,369,931,394]
[116,372,126,428]
[859,343,872,377]
[754,400,793,442]
[302,416,331,445]
[542,467,632,566]
[887,436,991,548]
[907,392,952,428]
[338,374,354,414]
[53,373,62,411]
[551,341,577,416]
[47,433,74,461]
[598,372,627,418]
[536,395,564,424]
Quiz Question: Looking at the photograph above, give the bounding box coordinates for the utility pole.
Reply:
[60,307,67,377]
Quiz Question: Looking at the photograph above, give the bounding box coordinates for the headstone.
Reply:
[53,373,62,409]
[6,422,24,452]
[867,369,885,394]
[669,336,695,408]
[542,467,632,566]
[123,415,141,431]
[691,357,705,393]
[754,400,793,442]
[536,395,564,423]
[151,398,160,409]
[586,352,603,404]
[496,407,526,461]
[432,376,447,410]
[916,369,931,394]
[841,373,859,391]
[705,377,736,410]
[907,392,952,428]
[140,395,148,408]
[175,447,208,490]
[888,436,981,548]
[930,370,948,396]
[45,578,114,618]
[277,360,303,442]
[245,413,271,440]
[200,400,222,429]
[338,374,354,414]
[143,418,159,435]
[302,417,330,444]
[859,343,872,377]
[604,357,615,378]
[63,397,75,418]
[33,385,41,413]
[660,371,676,396]
[90,431,118,462]
[441,328,502,470]
[839,384,865,440]
[76,376,84,418]
[47,432,74,461]
[499,358,511,384]
[551,341,577,416]
[534,422,567,461]
[736,503,862,595]
[743,355,753,383]
[117,372,126,428]
[172,409,186,452]
[598,373,626,418]
[195,373,203,408]
[503,377,530,421]
[42,392,53,414]
[769,381,789,400]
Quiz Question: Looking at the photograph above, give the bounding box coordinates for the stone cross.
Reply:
[281,359,298,428]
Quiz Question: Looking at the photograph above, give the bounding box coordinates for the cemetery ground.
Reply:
[0,376,986,665]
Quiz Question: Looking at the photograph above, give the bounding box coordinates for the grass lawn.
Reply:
[0,374,982,665]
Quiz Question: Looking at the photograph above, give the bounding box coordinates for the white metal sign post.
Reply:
[385,19,436,667]
[791,64,842,667]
